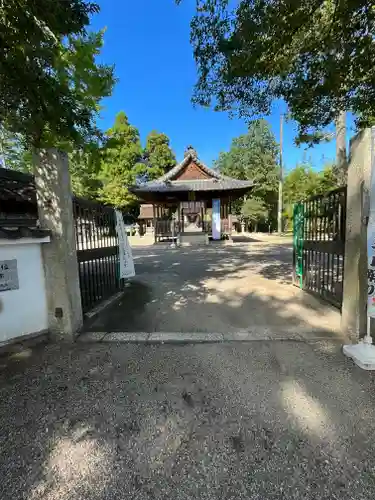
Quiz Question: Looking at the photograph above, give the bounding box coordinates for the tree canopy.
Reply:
[283,161,338,228]
[214,119,339,231]
[1,23,117,201]
[0,1,115,146]
[69,142,103,199]
[214,119,279,223]
[284,162,338,206]
[180,0,375,141]
[98,112,143,208]
[241,197,268,228]
[98,117,177,207]
[0,127,29,171]
[143,131,176,181]
[2,108,177,210]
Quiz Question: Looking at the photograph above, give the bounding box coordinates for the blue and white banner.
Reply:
[115,210,135,279]
[367,127,375,318]
[212,199,221,240]
[368,130,375,316]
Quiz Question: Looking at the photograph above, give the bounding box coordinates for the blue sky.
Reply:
[91,0,353,171]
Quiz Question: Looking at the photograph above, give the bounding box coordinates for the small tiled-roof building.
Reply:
[133,146,253,199]
[131,146,254,242]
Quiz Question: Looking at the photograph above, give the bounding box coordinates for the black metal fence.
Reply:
[293,186,347,308]
[73,197,122,313]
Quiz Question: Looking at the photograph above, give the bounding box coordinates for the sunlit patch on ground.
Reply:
[29,430,113,500]
[84,236,343,338]
[280,379,336,439]
[1,341,375,499]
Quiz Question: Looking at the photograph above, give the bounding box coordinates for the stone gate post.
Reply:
[34,148,83,339]
[341,128,374,340]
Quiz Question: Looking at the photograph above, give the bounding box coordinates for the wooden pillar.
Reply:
[158,205,162,241]
[153,204,157,244]
[220,198,223,238]
[205,202,208,233]
[228,197,233,240]
[177,202,181,236]
[158,205,161,242]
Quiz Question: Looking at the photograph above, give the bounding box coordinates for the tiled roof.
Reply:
[131,151,254,194]
[0,168,49,239]
[133,178,254,193]
[0,226,50,240]
[159,154,222,182]
[0,168,37,215]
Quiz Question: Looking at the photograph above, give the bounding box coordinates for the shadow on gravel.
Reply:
[84,281,153,333]
[231,234,261,243]
[0,232,366,498]
[258,261,292,285]
[84,240,338,335]
[0,231,367,499]
[1,339,375,500]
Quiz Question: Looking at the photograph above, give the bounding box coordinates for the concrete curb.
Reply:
[82,281,135,325]
[77,332,225,343]
[84,291,125,321]
[76,330,343,344]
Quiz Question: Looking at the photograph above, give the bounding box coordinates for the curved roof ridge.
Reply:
[156,152,221,184]
[131,151,255,195]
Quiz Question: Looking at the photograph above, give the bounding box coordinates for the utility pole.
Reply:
[335,111,347,185]
[0,123,6,169]
[278,113,283,235]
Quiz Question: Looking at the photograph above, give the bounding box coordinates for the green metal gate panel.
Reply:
[293,203,304,288]
[292,186,346,309]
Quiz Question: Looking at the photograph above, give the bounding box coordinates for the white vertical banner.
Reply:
[368,129,375,317]
[212,198,221,240]
[115,210,135,279]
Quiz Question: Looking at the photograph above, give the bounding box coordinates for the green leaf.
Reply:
[214,119,279,224]
[0,2,115,147]
[98,112,143,209]
[179,0,373,142]
[143,131,176,181]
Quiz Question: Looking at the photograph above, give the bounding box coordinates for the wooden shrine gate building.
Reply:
[131,146,254,245]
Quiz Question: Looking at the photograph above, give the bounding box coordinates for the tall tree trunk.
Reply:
[335,111,347,185]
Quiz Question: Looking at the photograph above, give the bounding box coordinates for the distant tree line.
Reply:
[1,113,176,211]
[214,119,341,232]
[0,1,345,221]
[0,2,176,212]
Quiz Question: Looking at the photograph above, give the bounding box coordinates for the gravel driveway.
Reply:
[1,236,361,500]
[1,340,375,500]
[85,236,342,339]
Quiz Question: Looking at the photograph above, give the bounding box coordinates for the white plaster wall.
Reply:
[0,240,48,342]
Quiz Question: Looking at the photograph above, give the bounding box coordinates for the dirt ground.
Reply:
[85,234,342,340]
[1,235,364,500]
[1,340,375,500]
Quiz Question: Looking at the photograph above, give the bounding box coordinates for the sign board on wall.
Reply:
[180,201,205,213]
[115,211,135,279]
[212,199,221,240]
[0,259,19,291]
